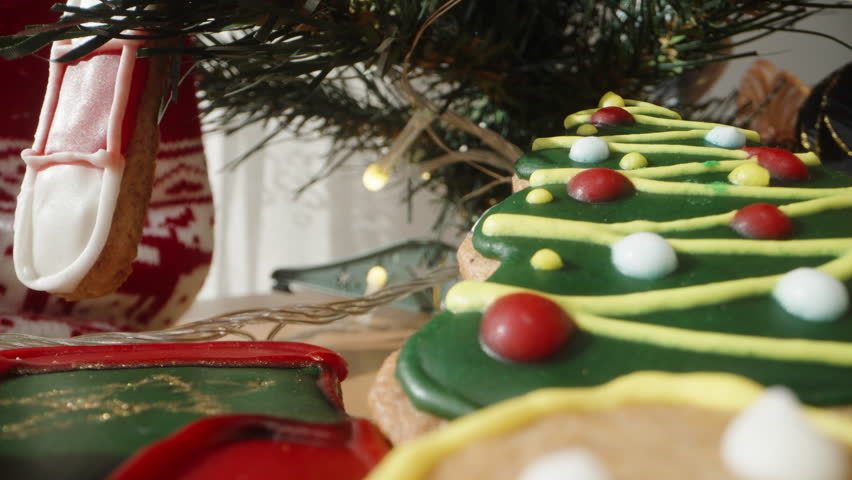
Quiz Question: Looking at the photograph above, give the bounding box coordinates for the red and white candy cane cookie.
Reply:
[14,1,171,300]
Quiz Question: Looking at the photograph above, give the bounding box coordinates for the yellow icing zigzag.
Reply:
[572,311,852,367]
[560,112,760,142]
[482,189,852,244]
[570,103,682,120]
[623,98,683,118]
[619,153,818,179]
[562,105,682,129]
[568,193,852,234]
[533,136,753,159]
[445,255,852,318]
[483,213,852,255]
[482,214,852,254]
[528,152,819,183]
[596,129,750,144]
[445,252,852,366]
[448,253,852,315]
[366,372,852,480]
[529,170,852,199]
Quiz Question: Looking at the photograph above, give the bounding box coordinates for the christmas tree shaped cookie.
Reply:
[369,92,852,444]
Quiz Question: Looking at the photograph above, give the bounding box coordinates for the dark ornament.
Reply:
[797,62,852,173]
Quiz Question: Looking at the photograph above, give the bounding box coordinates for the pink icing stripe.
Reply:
[37,39,140,161]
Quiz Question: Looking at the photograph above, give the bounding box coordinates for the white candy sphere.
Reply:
[705,126,747,149]
[569,136,610,164]
[518,449,611,480]
[773,268,849,322]
[721,387,849,480]
[611,232,677,279]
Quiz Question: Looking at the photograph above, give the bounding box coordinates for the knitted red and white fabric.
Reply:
[0,0,213,336]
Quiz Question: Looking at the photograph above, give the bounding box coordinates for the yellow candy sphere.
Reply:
[526,188,554,204]
[599,91,625,108]
[531,249,564,270]
[728,163,770,186]
[577,124,598,136]
[619,152,648,170]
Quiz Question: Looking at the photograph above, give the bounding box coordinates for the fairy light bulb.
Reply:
[362,163,391,191]
[363,109,435,192]
[365,265,388,294]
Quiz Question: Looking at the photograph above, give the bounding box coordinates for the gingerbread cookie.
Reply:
[369,92,852,446]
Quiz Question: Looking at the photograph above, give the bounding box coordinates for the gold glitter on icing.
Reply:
[619,152,648,170]
[525,188,554,204]
[0,374,277,440]
[728,164,770,186]
[576,124,598,136]
[530,249,563,270]
[365,372,852,480]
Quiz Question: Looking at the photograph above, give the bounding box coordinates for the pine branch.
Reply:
[3,0,850,231]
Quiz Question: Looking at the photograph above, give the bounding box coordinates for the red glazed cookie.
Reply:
[0,342,389,480]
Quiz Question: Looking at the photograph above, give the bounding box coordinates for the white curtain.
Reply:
[199,125,460,300]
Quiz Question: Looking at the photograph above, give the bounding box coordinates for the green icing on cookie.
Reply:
[0,366,344,458]
[399,312,852,419]
[396,95,852,419]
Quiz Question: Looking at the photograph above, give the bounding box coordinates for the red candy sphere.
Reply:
[568,168,634,203]
[742,147,808,181]
[479,292,574,362]
[590,106,635,126]
[731,203,793,239]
